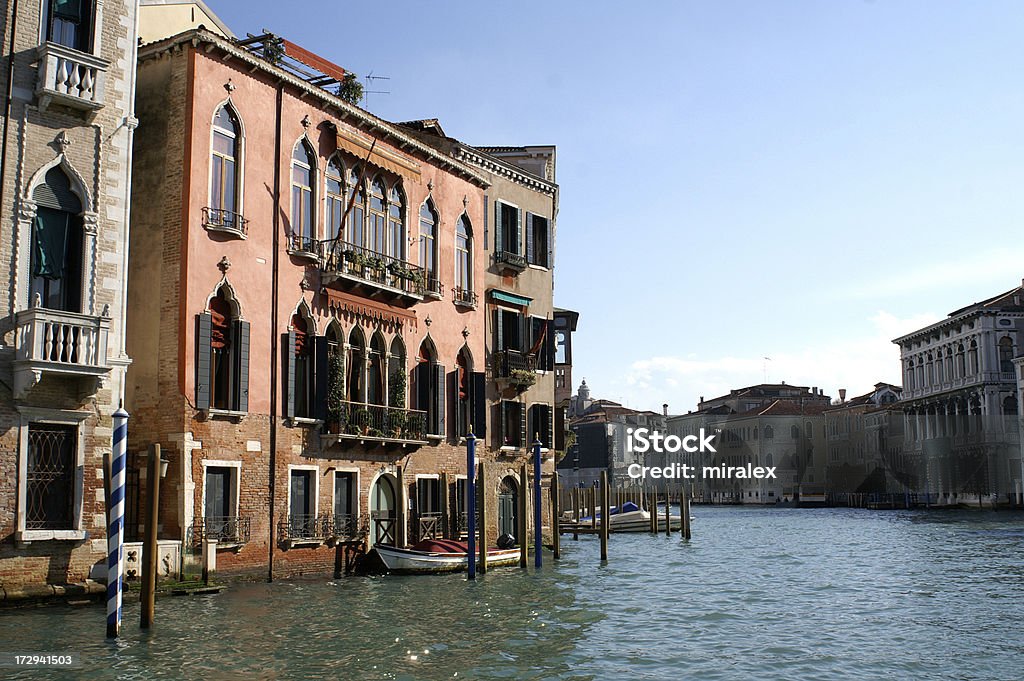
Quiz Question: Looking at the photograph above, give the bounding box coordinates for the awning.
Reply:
[335,129,421,180]
[489,290,532,307]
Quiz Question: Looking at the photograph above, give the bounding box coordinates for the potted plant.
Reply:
[509,368,537,391]
[389,409,407,438]
[353,408,371,435]
[325,351,345,433]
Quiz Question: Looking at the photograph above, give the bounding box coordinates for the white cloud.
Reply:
[611,310,939,413]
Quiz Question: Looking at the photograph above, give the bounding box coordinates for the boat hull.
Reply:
[373,544,521,574]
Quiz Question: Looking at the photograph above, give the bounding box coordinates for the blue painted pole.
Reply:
[466,431,476,580]
[107,407,129,638]
[533,438,542,569]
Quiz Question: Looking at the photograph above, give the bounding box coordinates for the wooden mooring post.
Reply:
[664,487,671,536]
[600,470,609,561]
[590,486,597,530]
[519,463,529,568]
[649,487,658,533]
[551,472,560,560]
[572,487,579,540]
[140,443,161,629]
[681,484,692,540]
[478,461,487,574]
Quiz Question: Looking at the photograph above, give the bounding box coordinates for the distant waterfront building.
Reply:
[668,383,831,504]
[894,282,1024,507]
[823,383,906,499]
[0,0,140,588]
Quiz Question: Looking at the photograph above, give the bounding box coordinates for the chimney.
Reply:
[662,403,669,416]
[811,386,817,395]
[839,388,847,403]
[699,395,704,403]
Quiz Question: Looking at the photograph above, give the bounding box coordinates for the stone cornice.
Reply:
[138,30,490,189]
[893,309,1024,346]
[453,146,557,196]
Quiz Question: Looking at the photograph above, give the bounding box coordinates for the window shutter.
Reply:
[314,336,329,421]
[494,201,503,251]
[483,194,489,249]
[285,330,296,419]
[514,207,522,253]
[527,405,535,446]
[472,371,487,439]
[526,213,534,265]
[447,369,459,438]
[234,319,250,412]
[554,406,565,451]
[494,308,504,352]
[547,405,554,450]
[415,361,430,412]
[195,313,212,411]
[546,319,555,371]
[519,401,527,449]
[519,313,528,353]
[434,363,446,437]
[547,220,554,268]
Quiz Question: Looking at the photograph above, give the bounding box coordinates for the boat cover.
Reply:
[410,539,469,554]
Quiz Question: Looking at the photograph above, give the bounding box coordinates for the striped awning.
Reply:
[489,290,532,306]
[335,129,421,180]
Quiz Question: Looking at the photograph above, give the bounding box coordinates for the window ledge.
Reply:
[17,529,87,542]
[287,248,320,263]
[426,433,444,443]
[500,445,519,452]
[287,417,322,427]
[282,538,324,549]
[423,291,443,301]
[527,264,550,272]
[453,299,477,310]
[205,408,247,422]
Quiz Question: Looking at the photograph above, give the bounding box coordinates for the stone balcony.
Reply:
[13,305,111,399]
[36,42,108,114]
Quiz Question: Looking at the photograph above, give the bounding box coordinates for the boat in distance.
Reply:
[373,539,521,574]
[565,501,689,532]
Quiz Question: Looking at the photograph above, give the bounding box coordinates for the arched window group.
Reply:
[419,200,438,292]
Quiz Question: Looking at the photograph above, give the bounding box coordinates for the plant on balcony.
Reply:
[389,408,407,439]
[368,427,385,438]
[342,249,358,263]
[389,369,407,408]
[353,407,371,435]
[367,257,386,272]
[325,351,345,433]
[509,369,537,390]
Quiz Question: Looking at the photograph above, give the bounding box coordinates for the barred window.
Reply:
[26,424,76,530]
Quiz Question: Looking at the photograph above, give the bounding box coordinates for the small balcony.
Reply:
[319,239,425,305]
[452,286,478,309]
[13,305,111,399]
[203,207,248,238]
[494,250,527,272]
[35,42,108,113]
[423,276,444,299]
[492,349,537,391]
[189,516,251,549]
[321,400,429,447]
[287,234,320,262]
[277,513,330,548]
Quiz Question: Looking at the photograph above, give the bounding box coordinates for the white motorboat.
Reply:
[373,539,521,574]
[565,501,687,532]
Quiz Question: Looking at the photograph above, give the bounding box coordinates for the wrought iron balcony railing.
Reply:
[189,516,251,547]
[36,42,108,113]
[13,304,112,398]
[331,513,365,542]
[323,399,428,443]
[278,513,330,543]
[452,286,478,307]
[203,207,248,237]
[492,349,536,378]
[423,276,444,298]
[320,238,426,299]
[495,250,527,270]
[288,234,319,259]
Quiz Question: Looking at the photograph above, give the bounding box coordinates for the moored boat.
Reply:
[564,501,688,532]
[373,539,521,574]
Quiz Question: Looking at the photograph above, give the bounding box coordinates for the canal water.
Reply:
[4,506,1024,680]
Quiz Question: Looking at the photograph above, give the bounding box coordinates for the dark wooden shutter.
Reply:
[554,406,565,451]
[447,369,459,438]
[547,405,555,450]
[519,401,527,449]
[494,308,504,352]
[483,194,489,249]
[499,401,508,447]
[285,330,296,419]
[234,320,250,412]
[313,336,329,421]
[415,361,430,412]
[434,363,446,437]
[494,201,503,251]
[547,219,554,268]
[546,319,555,371]
[195,313,212,411]
[514,207,522,253]
[472,371,487,439]
[527,405,535,445]
[525,213,534,264]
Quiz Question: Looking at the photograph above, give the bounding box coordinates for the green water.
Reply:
[3,507,1024,680]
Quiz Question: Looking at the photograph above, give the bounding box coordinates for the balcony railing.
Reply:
[452,286,478,307]
[13,305,111,398]
[278,513,330,544]
[323,400,428,443]
[203,207,248,237]
[492,349,536,378]
[415,512,442,542]
[495,250,527,271]
[36,43,108,113]
[423,276,444,298]
[320,238,425,300]
[331,513,365,542]
[189,516,251,548]
[288,234,319,259]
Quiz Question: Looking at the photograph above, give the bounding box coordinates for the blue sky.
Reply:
[211,1,1024,412]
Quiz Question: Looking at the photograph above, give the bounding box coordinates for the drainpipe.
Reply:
[118,0,140,406]
[1,0,19,319]
[268,80,283,582]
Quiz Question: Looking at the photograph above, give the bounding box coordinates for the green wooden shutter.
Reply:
[494,201,503,252]
[494,308,504,351]
[234,320,250,412]
[314,336,328,421]
[554,406,565,451]
[447,369,459,437]
[434,363,446,437]
[547,405,554,450]
[525,213,534,265]
[514,207,522,253]
[547,219,554,268]
[545,319,555,371]
[415,362,430,412]
[472,371,487,439]
[195,313,212,411]
[519,401,527,449]
[285,330,296,419]
[499,401,507,446]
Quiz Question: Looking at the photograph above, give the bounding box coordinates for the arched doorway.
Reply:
[370,474,398,546]
[497,475,519,543]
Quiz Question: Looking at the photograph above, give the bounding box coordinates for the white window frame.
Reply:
[16,406,91,542]
[496,199,520,255]
[37,0,102,56]
[207,99,246,225]
[200,459,242,522]
[332,467,360,518]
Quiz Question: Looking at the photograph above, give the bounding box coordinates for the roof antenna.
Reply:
[362,71,391,108]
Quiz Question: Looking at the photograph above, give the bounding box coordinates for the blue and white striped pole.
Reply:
[107,407,129,639]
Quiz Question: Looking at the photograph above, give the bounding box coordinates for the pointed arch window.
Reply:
[368,177,387,256]
[388,337,407,408]
[30,166,83,312]
[206,104,245,234]
[46,0,93,52]
[346,165,365,247]
[325,157,345,242]
[196,288,249,413]
[415,339,444,436]
[419,200,440,295]
[454,215,475,306]
[290,141,316,254]
[368,333,386,406]
[999,337,1015,374]
[347,328,365,404]
[387,185,404,260]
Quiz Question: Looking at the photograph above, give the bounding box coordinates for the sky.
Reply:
[212,0,1024,413]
